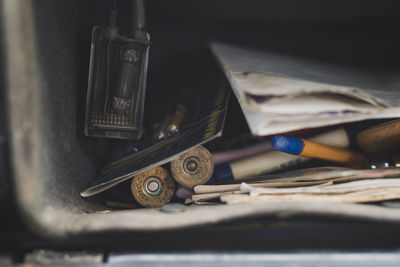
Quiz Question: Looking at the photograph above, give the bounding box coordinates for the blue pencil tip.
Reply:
[271,135,304,155]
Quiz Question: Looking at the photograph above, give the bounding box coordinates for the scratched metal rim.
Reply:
[170,146,214,189]
[131,166,175,208]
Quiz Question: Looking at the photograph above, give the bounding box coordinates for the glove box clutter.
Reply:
[4,0,400,238]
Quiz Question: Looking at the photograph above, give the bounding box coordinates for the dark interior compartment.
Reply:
[2,0,400,253]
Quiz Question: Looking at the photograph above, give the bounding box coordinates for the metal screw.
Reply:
[160,203,187,213]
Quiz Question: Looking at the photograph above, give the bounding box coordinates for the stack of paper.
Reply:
[211,43,400,136]
[222,180,400,204]
[188,167,400,205]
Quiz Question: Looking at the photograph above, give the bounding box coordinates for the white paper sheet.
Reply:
[211,43,400,136]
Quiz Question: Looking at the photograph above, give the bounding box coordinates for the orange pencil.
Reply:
[272,135,366,167]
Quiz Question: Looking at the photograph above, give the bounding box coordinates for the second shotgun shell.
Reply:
[171,146,214,189]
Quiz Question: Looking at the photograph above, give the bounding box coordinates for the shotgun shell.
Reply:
[171,146,214,189]
[131,166,175,208]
